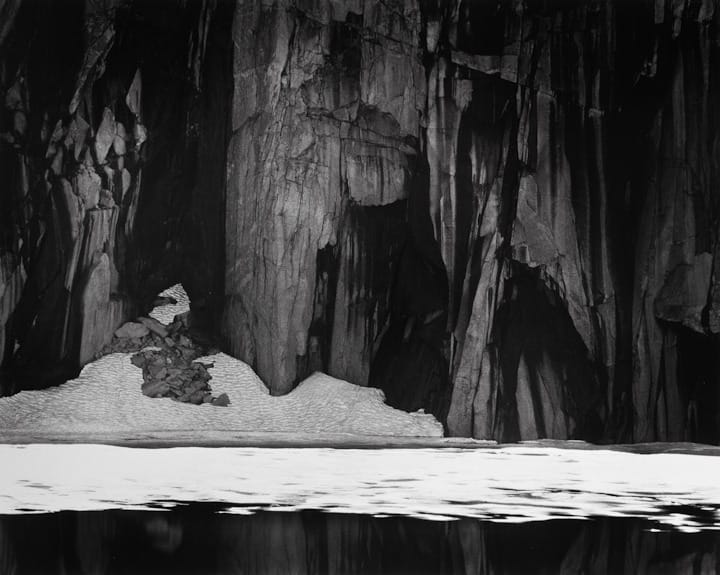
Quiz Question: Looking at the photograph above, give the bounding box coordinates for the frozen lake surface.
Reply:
[2,443,719,533]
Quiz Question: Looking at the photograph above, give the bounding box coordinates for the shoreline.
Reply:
[1,431,719,455]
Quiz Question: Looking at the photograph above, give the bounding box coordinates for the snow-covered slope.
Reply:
[0,285,443,438]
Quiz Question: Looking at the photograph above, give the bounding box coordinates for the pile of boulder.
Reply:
[101,308,230,407]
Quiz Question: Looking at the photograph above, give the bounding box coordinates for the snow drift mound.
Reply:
[0,285,443,437]
[0,352,442,436]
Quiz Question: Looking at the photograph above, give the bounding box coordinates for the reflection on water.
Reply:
[1,509,720,574]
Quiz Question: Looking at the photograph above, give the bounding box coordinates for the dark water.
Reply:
[2,508,720,575]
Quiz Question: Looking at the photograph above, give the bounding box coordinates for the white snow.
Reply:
[148,283,191,324]
[0,284,443,438]
[1,444,719,532]
[0,351,442,436]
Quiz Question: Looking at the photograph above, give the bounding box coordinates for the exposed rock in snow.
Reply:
[95,284,228,407]
[131,348,222,406]
[114,322,149,339]
[137,316,169,337]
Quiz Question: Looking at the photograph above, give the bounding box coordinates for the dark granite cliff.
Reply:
[1,0,719,443]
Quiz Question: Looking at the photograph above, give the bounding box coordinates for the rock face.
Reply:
[434,0,720,443]
[225,0,422,394]
[0,0,232,391]
[0,0,139,384]
[2,0,720,443]
[224,0,720,443]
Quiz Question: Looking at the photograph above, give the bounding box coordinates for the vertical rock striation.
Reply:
[1,0,138,388]
[0,0,231,393]
[438,0,720,443]
[224,0,423,393]
[224,0,720,442]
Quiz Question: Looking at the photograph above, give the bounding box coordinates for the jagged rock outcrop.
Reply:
[222,0,720,442]
[0,0,140,387]
[0,0,231,392]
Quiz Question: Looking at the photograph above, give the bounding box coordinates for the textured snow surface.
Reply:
[0,352,442,436]
[0,283,442,436]
[0,353,442,436]
[2,445,720,531]
[148,284,191,324]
